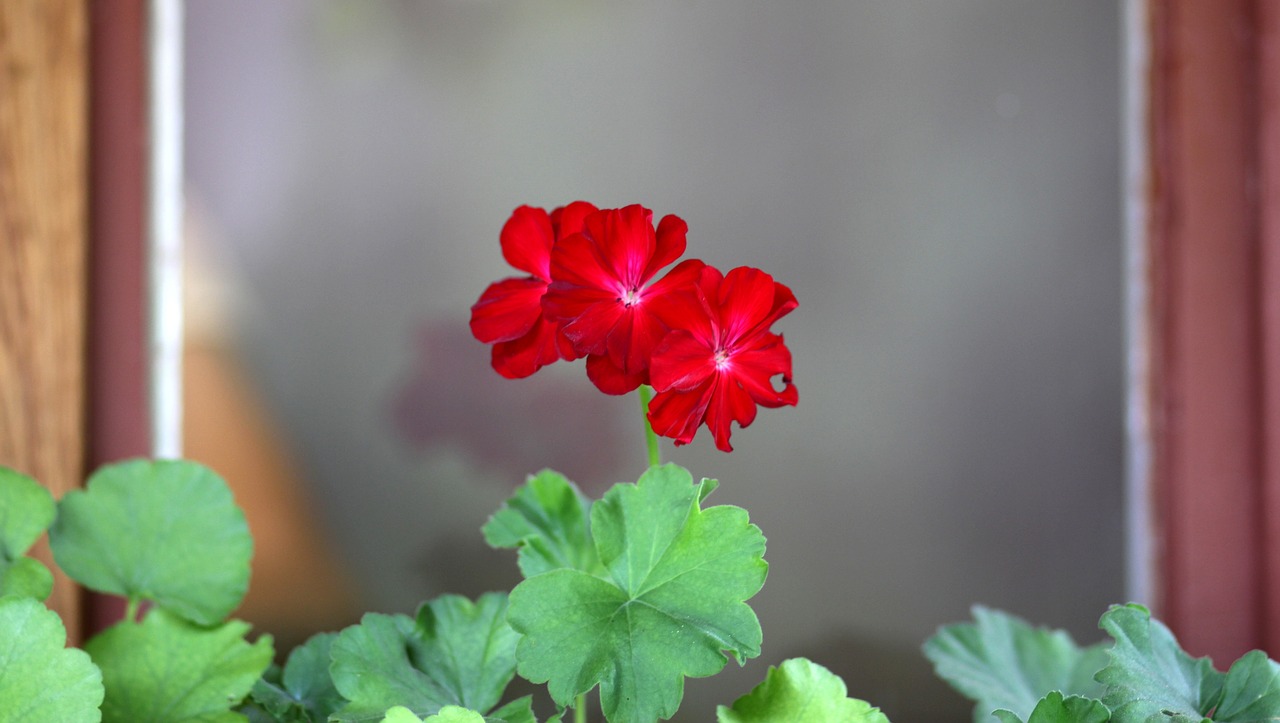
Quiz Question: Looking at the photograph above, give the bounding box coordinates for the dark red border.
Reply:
[1146,0,1276,662]
[87,0,148,636]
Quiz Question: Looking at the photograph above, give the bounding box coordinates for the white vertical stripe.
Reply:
[149,0,184,459]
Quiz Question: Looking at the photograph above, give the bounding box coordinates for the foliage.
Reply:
[924,606,1107,722]
[327,593,526,722]
[0,596,103,722]
[1,201,1269,723]
[929,603,1280,723]
[0,460,272,722]
[716,657,890,723]
[87,610,273,722]
[506,464,767,723]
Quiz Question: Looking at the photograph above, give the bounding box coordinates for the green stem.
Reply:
[638,385,661,468]
[575,694,587,723]
[124,596,141,623]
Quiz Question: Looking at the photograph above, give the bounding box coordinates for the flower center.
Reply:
[714,348,732,369]
[620,287,643,307]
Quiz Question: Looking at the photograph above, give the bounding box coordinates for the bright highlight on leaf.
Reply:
[50,459,253,626]
[483,469,601,577]
[0,556,54,601]
[507,463,768,723]
[85,608,272,723]
[924,606,1107,723]
[0,596,104,722]
[716,657,889,723]
[0,467,56,600]
[329,593,525,722]
[382,705,487,723]
[991,691,1110,723]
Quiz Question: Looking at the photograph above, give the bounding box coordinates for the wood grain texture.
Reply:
[0,0,88,641]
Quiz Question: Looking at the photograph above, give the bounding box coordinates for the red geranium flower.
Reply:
[647,265,798,452]
[542,204,705,394]
[470,202,596,378]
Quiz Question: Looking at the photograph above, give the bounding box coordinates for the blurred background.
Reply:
[182,2,1124,720]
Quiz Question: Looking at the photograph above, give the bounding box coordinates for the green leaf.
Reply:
[330,593,520,721]
[0,467,57,600]
[1,556,54,600]
[381,706,487,723]
[482,470,600,577]
[1213,651,1280,721]
[487,696,539,723]
[924,606,1108,723]
[1096,604,1221,723]
[992,692,1110,723]
[507,463,768,723]
[0,467,55,559]
[0,596,104,722]
[716,657,890,723]
[249,632,342,722]
[50,459,253,626]
[86,608,274,723]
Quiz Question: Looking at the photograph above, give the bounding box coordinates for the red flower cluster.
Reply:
[470,202,796,452]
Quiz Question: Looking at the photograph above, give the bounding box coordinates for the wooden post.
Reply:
[0,0,89,642]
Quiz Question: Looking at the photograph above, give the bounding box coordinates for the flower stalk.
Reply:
[639,385,661,469]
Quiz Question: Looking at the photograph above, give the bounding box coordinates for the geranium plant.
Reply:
[2,201,1279,723]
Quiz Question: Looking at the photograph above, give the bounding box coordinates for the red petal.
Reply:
[647,379,715,445]
[605,306,671,376]
[585,353,647,395]
[499,206,555,280]
[716,267,786,345]
[555,294,626,356]
[705,372,759,452]
[590,205,656,287]
[645,260,713,344]
[547,230,621,295]
[470,277,546,343]
[729,333,798,408]
[649,330,716,392]
[489,316,565,378]
[646,214,688,280]
[550,201,597,238]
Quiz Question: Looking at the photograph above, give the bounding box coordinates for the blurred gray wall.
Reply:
[184,2,1123,720]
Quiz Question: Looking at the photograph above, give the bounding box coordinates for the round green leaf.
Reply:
[85,609,273,723]
[0,596,104,722]
[0,556,54,600]
[717,658,889,723]
[508,463,768,723]
[50,459,252,625]
[0,466,55,560]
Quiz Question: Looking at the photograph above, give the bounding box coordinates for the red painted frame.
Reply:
[87,0,148,636]
[1144,0,1280,662]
